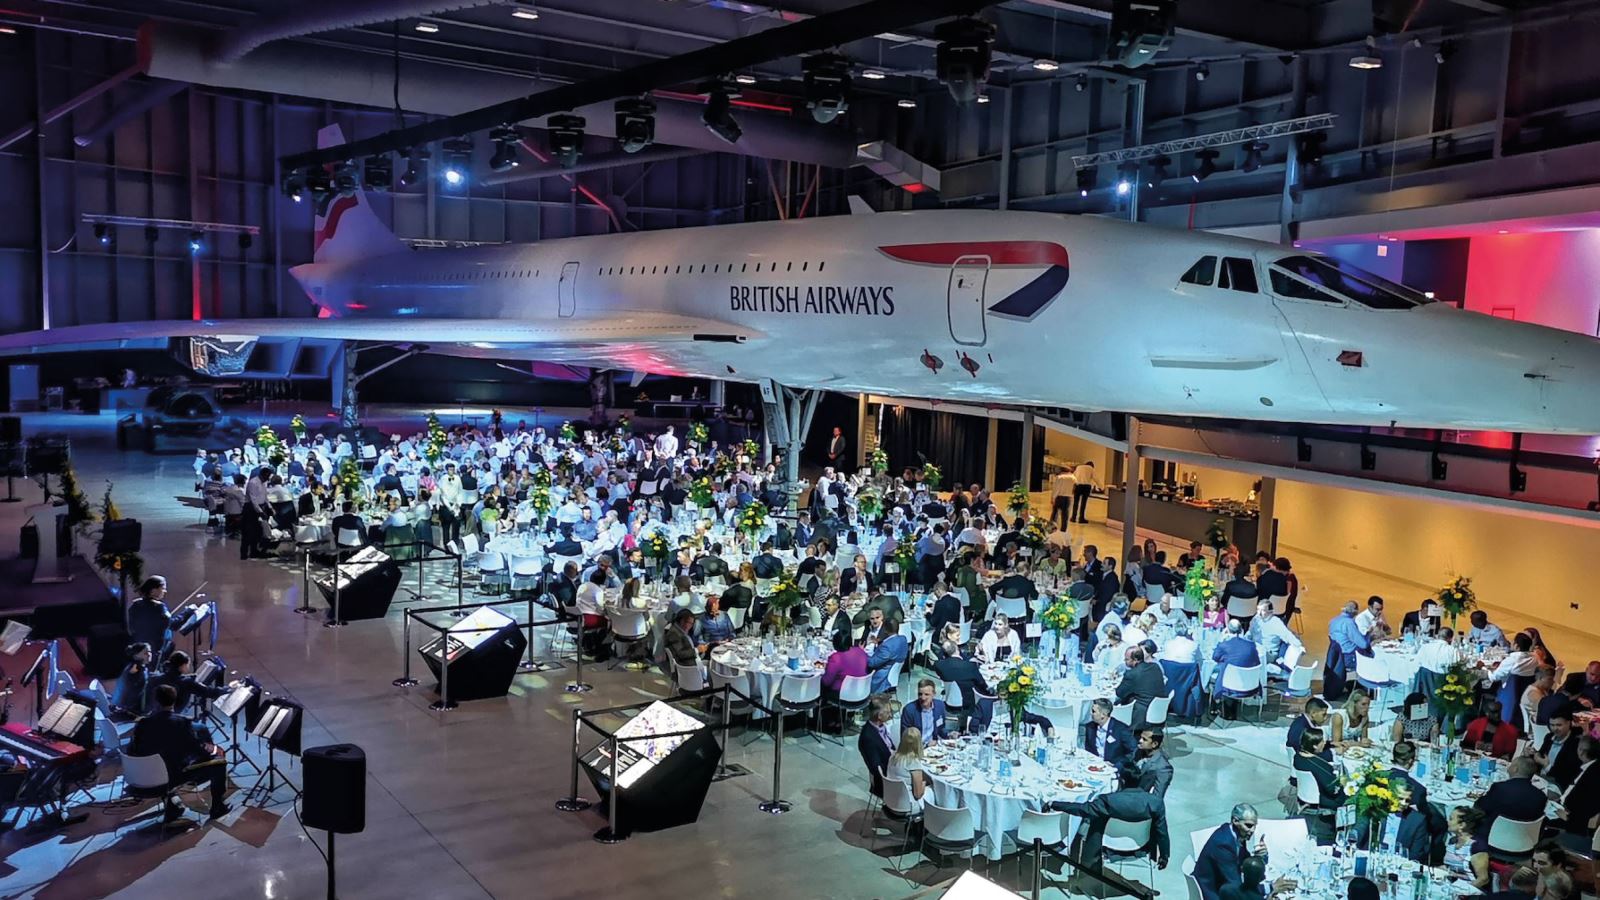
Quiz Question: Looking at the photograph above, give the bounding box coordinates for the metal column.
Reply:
[1255,476,1277,557]
[998,86,1013,210]
[31,34,49,330]
[1020,410,1035,492]
[854,393,869,471]
[1121,416,1142,557]
[1278,57,1308,245]
[1125,80,1145,224]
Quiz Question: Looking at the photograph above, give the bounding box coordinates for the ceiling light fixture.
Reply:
[701,82,743,144]
[976,93,990,104]
[801,53,851,124]
[1192,148,1219,182]
[1240,140,1268,172]
[1075,167,1095,197]
[733,73,758,85]
[1349,35,1382,69]
[547,115,586,168]
[488,126,521,172]
[1195,63,1209,82]
[510,1,539,20]
[1074,74,1087,93]
[615,96,657,153]
[414,21,439,34]
[1031,58,1060,72]
[933,16,995,104]
[861,68,887,80]
[897,98,917,109]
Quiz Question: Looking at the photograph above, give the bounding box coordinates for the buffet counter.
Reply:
[1105,488,1274,560]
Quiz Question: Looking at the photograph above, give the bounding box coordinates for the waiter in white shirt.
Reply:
[1070,461,1098,523]
[654,426,679,459]
[1050,468,1076,529]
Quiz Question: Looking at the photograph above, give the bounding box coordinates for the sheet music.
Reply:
[0,621,30,655]
[194,658,222,684]
[217,684,255,718]
[249,705,281,738]
[53,703,88,737]
[38,697,70,733]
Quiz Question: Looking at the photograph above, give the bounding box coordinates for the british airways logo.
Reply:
[877,241,1070,321]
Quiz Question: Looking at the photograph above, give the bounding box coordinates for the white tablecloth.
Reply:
[709,635,834,717]
[1269,843,1481,900]
[979,661,1122,749]
[923,738,1117,859]
[1337,742,1558,815]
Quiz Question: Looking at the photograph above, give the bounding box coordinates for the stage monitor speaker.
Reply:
[99,518,142,554]
[0,416,20,444]
[301,743,367,834]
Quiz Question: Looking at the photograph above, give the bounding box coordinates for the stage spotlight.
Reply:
[1106,0,1175,68]
[933,16,995,104]
[1192,148,1218,182]
[510,0,539,20]
[1434,40,1455,65]
[1144,154,1170,188]
[441,137,472,186]
[733,73,758,86]
[1298,132,1325,168]
[1240,140,1268,173]
[547,114,585,167]
[488,126,521,172]
[896,98,917,109]
[861,68,886,80]
[188,231,204,254]
[1031,59,1060,72]
[802,53,851,124]
[701,85,742,144]
[363,155,393,191]
[1115,164,1136,196]
[282,170,306,203]
[1349,35,1382,69]
[976,93,991,104]
[238,232,252,250]
[399,147,427,187]
[615,96,657,154]
[1075,167,1096,197]
[93,223,110,246]
[331,161,359,197]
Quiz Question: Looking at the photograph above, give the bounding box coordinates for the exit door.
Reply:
[558,261,579,318]
[948,256,988,345]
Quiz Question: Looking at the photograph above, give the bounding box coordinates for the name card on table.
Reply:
[1409,703,1430,721]
[1336,805,1356,829]
[1018,548,1032,558]
[1025,623,1043,638]
[1455,766,1471,783]
[885,563,899,574]
[1414,761,1429,780]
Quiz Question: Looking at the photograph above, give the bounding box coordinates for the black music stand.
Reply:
[244,697,303,806]
[214,681,261,776]
[19,643,54,727]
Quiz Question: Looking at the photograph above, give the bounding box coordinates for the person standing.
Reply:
[826,426,848,469]
[1071,459,1099,523]
[1050,466,1076,528]
[127,576,175,658]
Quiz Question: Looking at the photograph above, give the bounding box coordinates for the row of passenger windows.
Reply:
[1179,255,1258,294]
[421,269,542,282]
[597,260,826,277]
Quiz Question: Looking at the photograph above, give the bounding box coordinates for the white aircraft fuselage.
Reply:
[290,208,1600,435]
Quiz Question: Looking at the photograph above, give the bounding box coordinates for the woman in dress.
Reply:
[1329,689,1374,748]
[1390,690,1441,744]
[1442,807,1491,889]
[886,726,929,813]
[1093,624,1126,668]
[978,613,1022,663]
[1201,595,1228,631]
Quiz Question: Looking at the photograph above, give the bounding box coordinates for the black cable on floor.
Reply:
[293,795,331,866]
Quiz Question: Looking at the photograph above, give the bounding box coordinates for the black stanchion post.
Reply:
[565,614,591,693]
[759,702,791,814]
[430,628,456,711]
[1032,838,1043,900]
[455,555,464,613]
[295,547,317,615]
[415,540,424,603]
[325,559,344,628]
[326,831,337,900]
[717,684,731,779]
[393,612,418,687]
[518,596,536,672]
[594,734,626,843]
[555,707,592,812]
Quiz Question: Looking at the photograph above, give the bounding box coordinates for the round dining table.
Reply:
[709,634,834,718]
[978,661,1122,749]
[922,735,1118,860]
[1267,840,1483,900]
[1337,741,1560,816]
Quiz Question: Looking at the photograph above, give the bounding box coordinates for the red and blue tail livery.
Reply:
[877,241,1070,321]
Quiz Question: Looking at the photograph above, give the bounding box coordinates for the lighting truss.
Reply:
[1070,114,1336,169]
[80,213,260,238]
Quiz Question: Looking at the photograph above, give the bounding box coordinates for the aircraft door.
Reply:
[558,261,579,318]
[948,256,988,345]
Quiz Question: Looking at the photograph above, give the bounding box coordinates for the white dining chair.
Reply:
[606,610,651,669]
[1225,594,1257,621]
[827,674,874,737]
[725,604,747,633]
[1111,700,1136,727]
[1144,692,1172,727]
[1294,768,1327,813]
[777,673,823,741]
[1218,663,1267,721]
[919,801,979,880]
[880,776,923,866]
[1102,815,1157,884]
[672,658,707,695]
[1486,815,1543,860]
[1016,808,1068,883]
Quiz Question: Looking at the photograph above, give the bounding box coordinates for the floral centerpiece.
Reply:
[1342,762,1402,845]
[336,457,364,501]
[688,422,709,446]
[1007,481,1030,515]
[615,416,631,436]
[528,483,553,523]
[559,421,578,443]
[737,500,768,538]
[290,414,308,443]
[643,531,672,565]
[739,439,759,461]
[996,659,1043,738]
[255,424,286,467]
[869,447,889,476]
[1434,660,1477,742]
[1039,597,1079,657]
[1436,575,1476,630]
[58,464,96,539]
[1183,558,1216,611]
[689,478,716,510]
[891,539,918,577]
[856,484,883,520]
[424,412,448,464]
[920,462,942,490]
[93,483,144,586]
[608,433,626,455]
[1021,518,1050,551]
[766,574,804,635]
[531,465,552,489]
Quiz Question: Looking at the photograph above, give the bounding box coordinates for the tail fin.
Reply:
[313,124,404,265]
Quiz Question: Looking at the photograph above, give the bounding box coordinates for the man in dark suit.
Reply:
[331,502,366,545]
[1194,804,1264,900]
[826,427,848,468]
[1392,780,1434,863]
[1554,736,1599,833]
[1211,621,1262,714]
[693,545,729,582]
[857,697,896,798]
[820,595,852,651]
[851,585,905,630]
[1050,763,1170,869]
[991,561,1039,621]
[1115,646,1168,730]
[1539,675,1585,726]
[1142,551,1177,595]
[900,679,949,741]
[926,581,963,640]
[934,642,990,732]
[1135,728,1174,798]
[1533,712,1583,789]
[1084,698,1135,768]
[148,650,226,715]
[1287,698,1331,762]
[792,512,815,549]
[1474,757,1548,839]
[549,561,580,610]
[129,684,231,821]
[1223,572,1257,601]
[866,630,909,694]
[1480,867,1539,900]
[750,540,784,579]
[839,555,875,598]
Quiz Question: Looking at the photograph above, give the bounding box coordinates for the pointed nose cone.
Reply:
[1422,305,1600,434]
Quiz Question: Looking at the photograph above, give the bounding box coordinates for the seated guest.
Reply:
[1048,762,1170,870]
[885,726,929,813]
[978,613,1021,663]
[1287,697,1331,761]
[1158,619,1199,664]
[1468,610,1509,649]
[1330,689,1374,749]
[1293,728,1342,811]
[1115,646,1167,730]
[664,608,703,670]
[720,563,756,610]
[1391,691,1441,744]
[1443,807,1491,890]
[900,679,949,742]
[1540,673,1584,726]
[820,632,869,701]
[148,650,226,714]
[1136,727,1174,798]
[1522,667,1557,725]
[820,595,852,650]
[113,642,154,718]
[857,697,897,798]
[866,626,909,694]
[838,554,875,598]
[860,608,893,646]
[1536,870,1574,900]
[331,502,366,545]
[1347,879,1380,900]
[129,684,231,822]
[1248,598,1302,675]
[1532,711,1582,788]
[1400,599,1443,637]
[1084,698,1134,767]
[1391,781,1433,862]
[851,584,905,630]
[925,580,963,638]
[1150,594,1187,630]
[1462,699,1520,759]
[1202,595,1228,631]
[1485,867,1542,900]
[1474,757,1546,839]
[1195,804,1266,900]
[1530,846,1570,882]
[934,641,989,732]
[1096,595,1131,644]
[298,480,330,516]
[1211,620,1261,714]
[574,569,612,659]
[1220,855,1289,900]
[697,596,735,650]
[1553,736,1600,833]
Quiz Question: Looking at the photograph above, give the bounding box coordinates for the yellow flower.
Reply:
[1022,666,1036,676]
[1365,785,1379,797]
[1017,675,1031,686]
[1446,674,1457,683]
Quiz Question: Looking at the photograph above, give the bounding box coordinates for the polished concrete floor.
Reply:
[1,408,1595,900]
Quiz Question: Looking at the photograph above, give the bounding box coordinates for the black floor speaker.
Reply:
[301,743,366,834]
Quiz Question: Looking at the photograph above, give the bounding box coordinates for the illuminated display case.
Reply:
[416,605,527,702]
[580,700,720,836]
[314,546,402,622]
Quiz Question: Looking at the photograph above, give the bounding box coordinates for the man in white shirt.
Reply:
[653,426,679,459]
[1415,627,1462,673]
[573,569,611,658]
[1097,597,1130,645]
[1248,598,1303,675]
[1070,461,1099,523]
[1490,632,1539,684]
[1050,469,1076,528]
[1157,620,1199,664]
[1354,596,1389,639]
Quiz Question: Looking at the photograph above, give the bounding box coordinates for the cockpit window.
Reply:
[1271,255,1431,309]
[1180,256,1217,287]
[1270,269,1343,304]
[1219,257,1258,294]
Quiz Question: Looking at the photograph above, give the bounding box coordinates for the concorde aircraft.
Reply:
[6,125,1600,435]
